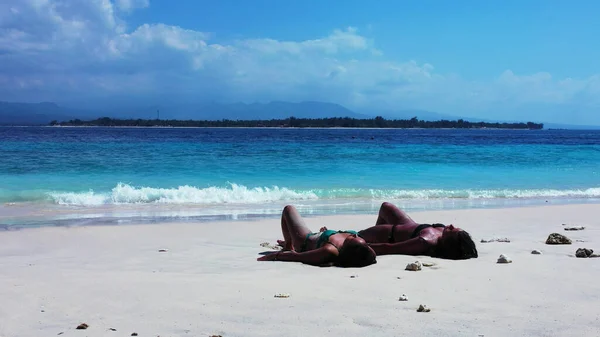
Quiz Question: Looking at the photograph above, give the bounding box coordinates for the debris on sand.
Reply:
[274,293,290,298]
[497,254,512,263]
[531,250,542,255]
[545,233,572,245]
[405,261,422,271]
[481,238,511,243]
[563,226,585,231]
[158,249,168,252]
[76,323,89,330]
[260,242,282,250]
[417,304,431,312]
[575,248,599,258]
[398,294,408,301]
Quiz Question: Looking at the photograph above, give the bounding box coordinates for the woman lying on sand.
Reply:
[257,205,377,267]
[355,202,478,260]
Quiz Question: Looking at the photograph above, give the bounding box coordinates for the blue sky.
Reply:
[1,0,600,124]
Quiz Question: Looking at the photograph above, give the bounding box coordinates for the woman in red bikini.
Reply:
[257,205,377,267]
[357,202,478,260]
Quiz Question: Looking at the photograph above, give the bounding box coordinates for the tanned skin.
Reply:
[258,205,372,266]
[356,202,463,256]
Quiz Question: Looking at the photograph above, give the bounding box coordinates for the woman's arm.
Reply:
[369,237,431,256]
[258,245,338,266]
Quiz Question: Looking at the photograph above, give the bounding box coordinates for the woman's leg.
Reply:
[280,205,313,251]
[375,202,416,225]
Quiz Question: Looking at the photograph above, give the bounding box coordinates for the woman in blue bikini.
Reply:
[356,202,478,260]
[257,205,377,267]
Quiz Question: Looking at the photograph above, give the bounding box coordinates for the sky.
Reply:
[1,0,600,125]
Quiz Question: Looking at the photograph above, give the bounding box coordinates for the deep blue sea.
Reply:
[1,126,599,228]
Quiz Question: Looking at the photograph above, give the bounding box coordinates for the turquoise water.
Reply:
[1,127,599,227]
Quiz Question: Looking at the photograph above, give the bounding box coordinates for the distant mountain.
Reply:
[2,100,598,129]
[154,101,368,120]
[0,102,77,125]
[361,108,462,121]
[0,101,367,125]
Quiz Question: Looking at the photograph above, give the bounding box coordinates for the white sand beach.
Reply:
[1,204,600,337]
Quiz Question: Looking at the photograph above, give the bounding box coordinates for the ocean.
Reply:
[1,126,599,228]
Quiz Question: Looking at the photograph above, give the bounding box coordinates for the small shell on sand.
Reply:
[531,250,542,255]
[398,294,408,301]
[497,254,512,263]
[564,226,585,231]
[274,293,290,298]
[417,304,431,312]
[405,261,422,271]
[481,238,511,243]
[76,323,89,330]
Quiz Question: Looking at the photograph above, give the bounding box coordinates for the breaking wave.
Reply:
[45,183,600,206]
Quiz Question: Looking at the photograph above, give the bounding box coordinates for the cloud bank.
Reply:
[1,0,599,124]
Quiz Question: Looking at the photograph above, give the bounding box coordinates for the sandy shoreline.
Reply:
[1,204,599,337]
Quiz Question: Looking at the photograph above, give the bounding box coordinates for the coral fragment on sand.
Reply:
[417,304,431,312]
[563,224,585,231]
[260,242,282,250]
[545,233,572,245]
[76,323,88,330]
[405,261,422,271]
[575,248,598,258]
[481,238,511,243]
[497,254,512,263]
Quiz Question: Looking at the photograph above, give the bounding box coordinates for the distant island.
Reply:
[51,116,543,129]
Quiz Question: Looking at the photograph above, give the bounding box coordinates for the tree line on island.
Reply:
[51,116,544,129]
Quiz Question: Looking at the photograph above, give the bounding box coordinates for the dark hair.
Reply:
[335,240,377,268]
[435,230,478,260]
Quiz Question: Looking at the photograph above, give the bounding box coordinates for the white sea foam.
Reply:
[367,187,600,200]
[49,183,319,206]
[49,191,107,206]
[46,184,600,206]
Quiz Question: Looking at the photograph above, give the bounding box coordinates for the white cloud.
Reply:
[0,0,599,124]
[115,0,149,12]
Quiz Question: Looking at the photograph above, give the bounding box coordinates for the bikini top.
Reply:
[411,223,445,238]
[316,229,360,248]
[388,223,446,243]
